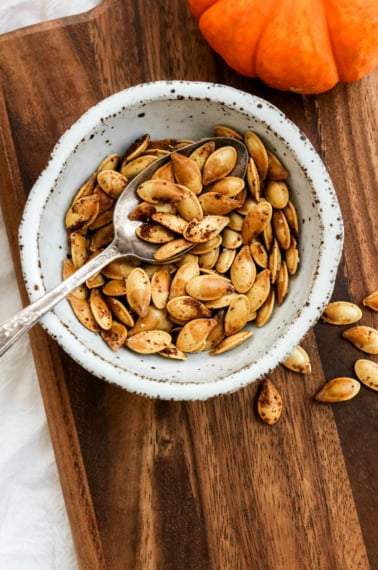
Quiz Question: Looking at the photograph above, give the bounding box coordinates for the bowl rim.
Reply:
[19,80,343,400]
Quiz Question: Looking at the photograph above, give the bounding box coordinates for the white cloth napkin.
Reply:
[0,2,99,568]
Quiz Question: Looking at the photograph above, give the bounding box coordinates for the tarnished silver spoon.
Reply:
[0,137,248,356]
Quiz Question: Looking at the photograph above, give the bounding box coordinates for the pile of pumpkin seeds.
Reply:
[63,125,299,358]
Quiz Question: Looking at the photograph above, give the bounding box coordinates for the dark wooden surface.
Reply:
[0,1,377,568]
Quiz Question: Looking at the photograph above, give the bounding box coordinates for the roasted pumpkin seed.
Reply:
[354,359,378,391]
[257,378,283,425]
[315,377,360,403]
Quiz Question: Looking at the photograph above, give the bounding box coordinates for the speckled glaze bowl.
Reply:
[19,81,343,400]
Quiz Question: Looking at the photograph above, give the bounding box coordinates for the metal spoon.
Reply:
[0,137,248,356]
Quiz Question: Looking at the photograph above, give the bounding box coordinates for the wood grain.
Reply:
[0,1,377,568]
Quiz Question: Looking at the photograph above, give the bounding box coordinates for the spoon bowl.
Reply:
[0,137,248,356]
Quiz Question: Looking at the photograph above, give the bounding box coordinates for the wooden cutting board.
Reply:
[0,1,377,568]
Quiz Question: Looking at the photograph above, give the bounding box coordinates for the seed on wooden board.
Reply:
[208,176,245,197]
[202,146,237,185]
[224,294,250,335]
[126,267,151,317]
[170,152,203,195]
[136,222,176,244]
[151,213,187,234]
[137,179,184,204]
[62,258,87,300]
[257,378,283,425]
[213,125,243,140]
[106,297,135,327]
[267,150,289,180]
[272,209,291,250]
[183,215,229,243]
[151,268,171,309]
[153,238,194,262]
[97,153,120,172]
[342,326,378,354]
[265,180,289,209]
[256,288,275,327]
[362,291,378,311]
[89,288,112,330]
[186,274,234,301]
[175,184,203,221]
[250,241,268,268]
[246,269,271,312]
[101,321,128,351]
[241,200,273,244]
[244,131,269,180]
[321,301,362,325]
[230,245,256,293]
[97,169,128,199]
[167,296,212,321]
[176,318,217,353]
[70,232,87,268]
[67,296,100,332]
[126,330,172,354]
[282,345,311,374]
[354,359,378,391]
[199,192,241,216]
[210,329,253,355]
[285,235,299,275]
[65,195,100,233]
[189,141,216,171]
[315,377,361,403]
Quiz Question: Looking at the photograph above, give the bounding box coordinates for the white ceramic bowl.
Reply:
[19,81,343,400]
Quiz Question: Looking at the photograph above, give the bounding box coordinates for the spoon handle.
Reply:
[0,242,121,357]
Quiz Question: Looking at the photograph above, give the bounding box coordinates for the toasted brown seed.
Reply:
[70,232,87,268]
[272,209,291,250]
[244,131,269,180]
[362,291,378,311]
[266,150,289,180]
[210,329,253,355]
[342,326,378,354]
[126,267,151,317]
[122,133,150,162]
[216,248,236,274]
[151,161,175,182]
[246,157,261,202]
[214,125,243,140]
[151,268,171,309]
[189,141,216,171]
[221,228,243,250]
[153,238,193,262]
[120,155,157,179]
[183,215,229,243]
[246,269,271,312]
[354,359,378,391]
[205,292,240,309]
[257,378,283,425]
[256,288,275,327]
[241,200,273,244]
[191,235,222,255]
[86,272,105,289]
[176,318,217,352]
[67,296,100,332]
[71,173,97,204]
[169,261,200,298]
[137,179,184,204]
[321,301,362,325]
[171,152,203,195]
[101,321,128,351]
[159,344,187,360]
[97,153,120,172]
[88,206,114,230]
[89,222,114,251]
[199,192,241,216]
[202,146,237,185]
[285,235,299,275]
[227,211,244,232]
[230,245,256,293]
[208,176,245,197]
[126,330,171,354]
[283,201,299,235]
[129,306,172,336]
[97,169,128,199]
[265,180,289,209]
[106,297,134,327]
[101,258,137,280]
[198,247,220,270]
[249,241,268,268]
[276,260,289,305]
[268,238,282,284]
[151,213,187,234]
[65,195,100,234]
[167,296,212,321]
[175,184,203,221]
[136,222,176,243]
[224,294,250,335]
[186,274,234,301]
[102,279,127,297]
[62,258,87,300]
[89,288,112,330]
[315,377,361,403]
[282,345,311,374]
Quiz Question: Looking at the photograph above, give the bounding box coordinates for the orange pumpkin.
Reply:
[188,0,378,94]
